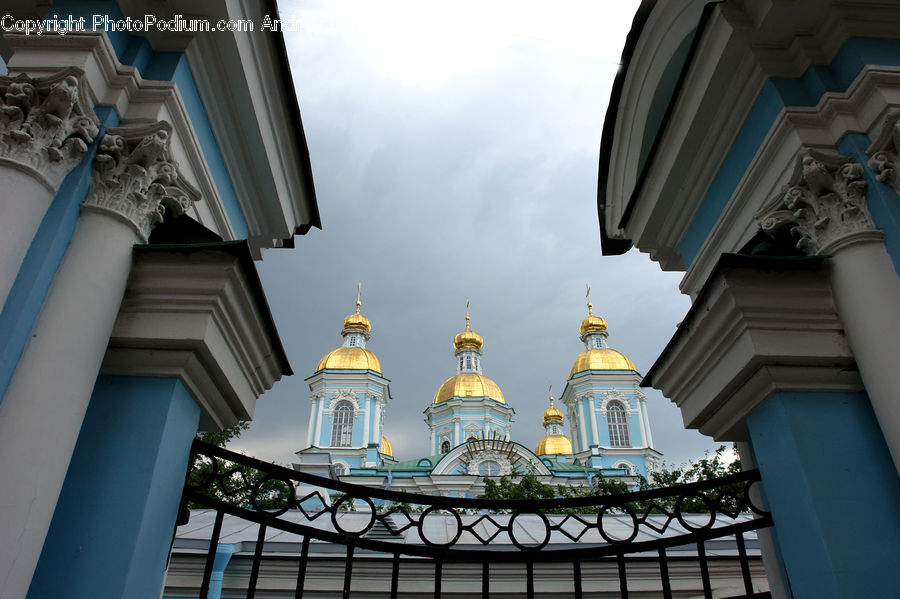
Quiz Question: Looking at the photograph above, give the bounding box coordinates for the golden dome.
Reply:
[316,347,382,373]
[536,434,573,455]
[343,298,371,333]
[381,436,393,457]
[579,299,608,337]
[453,312,483,350]
[433,373,505,404]
[543,396,564,423]
[569,348,636,378]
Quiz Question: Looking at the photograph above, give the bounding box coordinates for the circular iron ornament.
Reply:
[250,475,296,516]
[418,506,462,548]
[745,480,768,516]
[675,494,716,531]
[509,511,551,551]
[331,496,377,536]
[597,505,639,544]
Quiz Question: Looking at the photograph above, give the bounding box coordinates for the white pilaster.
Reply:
[362,394,370,446]
[306,395,318,448]
[576,396,589,451]
[454,417,461,446]
[588,395,601,447]
[315,396,325,446]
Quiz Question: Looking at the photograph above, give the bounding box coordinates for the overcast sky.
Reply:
[234,0,725,468]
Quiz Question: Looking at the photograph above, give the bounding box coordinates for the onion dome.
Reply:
[343,297,371,334]
[536,389,573,455]
[316,286,381,373]
[453,313,483,350]
[569,349,636,378]
[316,347,381,373]
[579,298,608,339]
[569,291,636,378]
[381,436,393,457]
[536,434,573,455]
[543,402,564,423]
[433,372,505,404]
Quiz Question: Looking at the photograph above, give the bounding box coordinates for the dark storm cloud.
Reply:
[234,0,727,467]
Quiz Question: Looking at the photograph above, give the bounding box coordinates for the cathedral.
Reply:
[295,291,662,495]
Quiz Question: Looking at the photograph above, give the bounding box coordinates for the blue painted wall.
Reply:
[28,375,200,599]
[747,391,900,598]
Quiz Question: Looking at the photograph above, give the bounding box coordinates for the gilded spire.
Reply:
[586,283,593,316]
[579,283,608,338]
[342,282,371,334]
[454,298,483,350]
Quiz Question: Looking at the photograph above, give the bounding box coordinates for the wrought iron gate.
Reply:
[175,440,774,598]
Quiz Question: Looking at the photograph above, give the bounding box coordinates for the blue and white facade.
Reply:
[296,307,661,496]
[0,3,319,597]
[299,301,393,474]
[560,307,661,479]
[598,1,900,597]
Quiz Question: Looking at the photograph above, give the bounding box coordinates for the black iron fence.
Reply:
[176,439,774,599]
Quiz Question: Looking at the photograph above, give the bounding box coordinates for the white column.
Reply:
[0,70,98,309]
[315,396,325,446]
[828,238,900,474]
[641,396,654,448]
[588,395,601,447]
[305,395,318,448]
[636,396,649,448]
[758,151,900,475]
[0,122,192,597]
[454,417,461,446]
[362,394,370,447]
[375,398,384,442]
[0,169,54,309]
[0,209,140,598]
[576,397,589,451]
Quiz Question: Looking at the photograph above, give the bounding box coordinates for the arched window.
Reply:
[333,463,346,477]
[440,439,451,453]
[330,401,354,447]
[607,401,630,447]
[466,435,478,443]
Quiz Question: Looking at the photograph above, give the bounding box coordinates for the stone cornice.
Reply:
[646,255,861,440]
[101,242,291,430]
[0,67,99,190]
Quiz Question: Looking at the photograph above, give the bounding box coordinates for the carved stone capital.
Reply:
[868,112,900,194]
[0,68,99,190]
[757,151,879,255]
[83,122,200,242]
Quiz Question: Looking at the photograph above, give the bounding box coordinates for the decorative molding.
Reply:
[868,111,900,195]
[325,389,361,411]
[310,391,325,403]
[463,450,514,477]
[757,151,879,255]
[598,390,634,413]
[0,68,98,189]
[83,122,200,243]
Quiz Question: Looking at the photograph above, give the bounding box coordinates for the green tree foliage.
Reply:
[477,446,743,514]
[188,422,292,511]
